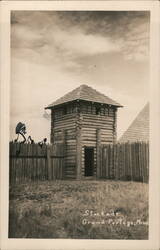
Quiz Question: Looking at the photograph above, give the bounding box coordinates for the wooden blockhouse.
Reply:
[45,84,122,179]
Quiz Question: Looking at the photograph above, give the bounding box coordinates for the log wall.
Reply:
[80,112,116,178]
[51,111,77,179]
[51,103,117,179]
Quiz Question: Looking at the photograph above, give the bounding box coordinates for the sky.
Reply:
[10,11,150,142]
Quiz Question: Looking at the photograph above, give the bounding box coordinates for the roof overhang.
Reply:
[45,99,123,110]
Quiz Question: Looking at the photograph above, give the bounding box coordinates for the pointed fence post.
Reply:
[76,127,82,180]
[62,129,66,179]
[47,145,52,180]
[96,128,101,178]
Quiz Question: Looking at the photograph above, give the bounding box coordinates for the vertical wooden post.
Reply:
[62,129,66,179]
[47,145,52,180]
[96,128,101,178]
[113,108,117,143]
[50,110,54,144]
[76,107,82,180]
[76,127,82,180]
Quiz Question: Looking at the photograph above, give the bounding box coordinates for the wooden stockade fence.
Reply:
[9,142,65,184]
[99,142,149,183]
[10,141,149,183]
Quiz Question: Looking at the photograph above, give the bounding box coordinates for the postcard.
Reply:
[0,1,160,250]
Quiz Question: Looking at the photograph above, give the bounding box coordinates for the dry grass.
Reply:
[9,180,148,239]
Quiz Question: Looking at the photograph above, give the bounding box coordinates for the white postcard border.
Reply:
[0,1,160,250]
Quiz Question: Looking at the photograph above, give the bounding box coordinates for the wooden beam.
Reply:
[113,108,117,143]
[76,126,82,179]
[96,128,101,178]
[47,146,52,180]
[61,129,66,179]
[76,112,82,180]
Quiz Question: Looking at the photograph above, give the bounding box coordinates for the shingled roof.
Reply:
[45,84,122,109]
[119,103,149,143]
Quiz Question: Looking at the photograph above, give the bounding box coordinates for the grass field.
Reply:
[9,180,148,239]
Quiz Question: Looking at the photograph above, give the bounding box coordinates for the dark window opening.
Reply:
[87,105,92,114]
[104,107,108,115]
[84,147,94,176]
[96,106,101,115]
[63,106,67,115]
[100,106,105,115]
[91,105,96,114]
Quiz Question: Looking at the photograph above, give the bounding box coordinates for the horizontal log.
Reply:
[65,157,76,162]
[82,134,96,138]
[101,131,113,136]
[66,148,76,153]
[82,113,114,119]
[66,143,76,147]
[66,151,76,156]
[66,147,76,151]
[66,152,76,156]
[82,130,97,136]
[53,113,77,121]
[82,133,97,138]
[66,131,76,135]
[66,135,76,140]
[66,164,75,169]
[66,145,76,148]
[82,118,114,123]
[82,141,97,144]
[101,139,113,143]
[53,129,76,135]
[101,141,113,144]
[65,169,75,173]
[54,123,76,130]
[66,145,76,150]
[82,125,113,131]
[101,139,113,144]
[66,141,76,145]
[66,154,76,158]
[65,166,75,170]
[52,124,76,130]
[54,115,115,124]
[54,118,76,125]
[66,158,76,162]
[66,162,76,166]
[82,120,114,126]
[65,171,76,175]
[82,138,96,142]
[82,127,96,132]
[82,128,97,132]
[81,123,113,129]
[66,133,76,137]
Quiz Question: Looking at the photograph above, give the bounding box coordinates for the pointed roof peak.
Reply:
[119,102,149,143]
[45,84,122,109]
[79,84,88,87]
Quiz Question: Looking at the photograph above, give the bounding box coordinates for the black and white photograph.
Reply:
[0,1,160,249]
